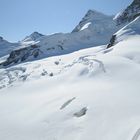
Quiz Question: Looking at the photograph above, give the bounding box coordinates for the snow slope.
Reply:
[0,34,140,140]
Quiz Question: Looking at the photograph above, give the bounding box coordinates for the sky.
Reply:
[0,0,132,42]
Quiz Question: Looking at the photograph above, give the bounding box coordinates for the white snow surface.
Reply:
[0,35,140,140]
[80,22,92,31]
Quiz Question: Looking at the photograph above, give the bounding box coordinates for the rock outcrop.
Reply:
[1,44,42,66]
[114,0,140,25]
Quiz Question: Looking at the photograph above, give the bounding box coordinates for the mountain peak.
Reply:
[22,31,44,42]
[29,31,44,40]
[86,9,105,15]
[72,9,114,32]
[83,9,108,20]
[85,9,101,17]
[30,31,43,36]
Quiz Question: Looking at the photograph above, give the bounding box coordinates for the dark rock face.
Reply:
[0,37,3,41]
[115,0,140,25]
[107,35,116,48]
[1,44,42,67]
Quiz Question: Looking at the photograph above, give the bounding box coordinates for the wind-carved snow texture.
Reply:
[77,56,106,73]
[80,57,106,73]
[132,128,140,140]
[0,46,106,89]
[60,97,76,110]
[0,45,108,89]
[0,67,26,89]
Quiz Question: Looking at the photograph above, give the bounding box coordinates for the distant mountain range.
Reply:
[1,0,140,67]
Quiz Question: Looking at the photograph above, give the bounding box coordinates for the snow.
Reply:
[22,32,44,42]
[80,22,91,31]
[113,11,123,20]
[72,10,118,43]
[0,34,140,140]
[32,11,118,58]
[0,1,140,139]
[0,10,119,67]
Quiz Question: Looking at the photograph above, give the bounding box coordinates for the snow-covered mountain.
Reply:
[22,31,44,43]
[72,10,116,32]
[0,0,140,140]
[114,0,140,26]
[0,32,44,59]
[0,36,19,58]
[0,10,118,67]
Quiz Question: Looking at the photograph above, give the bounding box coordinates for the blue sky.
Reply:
[0,0,132,42]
